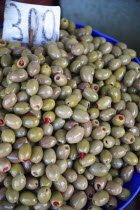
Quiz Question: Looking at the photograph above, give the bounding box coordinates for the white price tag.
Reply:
[2,0,61,44]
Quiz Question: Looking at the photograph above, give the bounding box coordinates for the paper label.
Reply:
[2,0,61,44]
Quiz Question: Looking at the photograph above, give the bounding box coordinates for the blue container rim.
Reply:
[0,22,140,210]
[76,22,140,65]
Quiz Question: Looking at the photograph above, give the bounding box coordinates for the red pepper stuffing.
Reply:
[56,76,60,80]
[93,86,98,90]
[34,105,40,109]
[2,167,8,172]
[18,60,24,66]
[23,159,30,162]
[45,117,51,124]
[0,41,5,44]
[118,115,123,120]
[53,201,60,207]
[0,119,4,125]
[80,152,85,159]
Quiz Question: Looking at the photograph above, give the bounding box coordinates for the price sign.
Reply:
[2,0,61,44]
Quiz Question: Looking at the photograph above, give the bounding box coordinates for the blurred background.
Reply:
[0,0,140,209]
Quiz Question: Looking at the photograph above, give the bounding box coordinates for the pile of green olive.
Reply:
[0,17,140,210]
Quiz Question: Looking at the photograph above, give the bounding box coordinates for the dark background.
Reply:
[60,0,140,58]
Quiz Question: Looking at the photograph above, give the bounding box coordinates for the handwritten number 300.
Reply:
[10,3,55,42]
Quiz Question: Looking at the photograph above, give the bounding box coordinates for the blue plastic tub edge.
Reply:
[76,23,140,65]
[0,22,140,210]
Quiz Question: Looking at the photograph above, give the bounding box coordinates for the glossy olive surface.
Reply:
[0,18,139,210]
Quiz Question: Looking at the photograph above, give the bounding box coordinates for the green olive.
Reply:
[26,79,39,96]
[27,127,44,142]
[1,128,15,143]
[117,188,131,201]
[89,162,108,177]
[4,114,22,129]
[37,187,51,203]
[10,163,24,177]
[18,143,32,162]
[70,191,87,210]
[46,164,60,181]
[92,190,109,206]
[12,174,26,191]
[6,186,19,203]
[19,191,37,206]
[22,115,39,128]
[123,151,138,165]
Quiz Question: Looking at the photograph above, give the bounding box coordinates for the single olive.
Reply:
[6,186,19,203]
[111,126,125,138]
[64,168,77,183]
[74,160,86,174]
[26,79,39,96]
[27,127,44,142]
[12,174,26,191]
[108,59,121,71]
[4,114,22,129]
[31,162,45,177]
[10,163,24,177]
[31,146,43,163]
[18,143,32,162]
[8,69,28,82]
[37,187,51,204]
[120,165,134,183]
[20,191,37,206]
[105,181,122,195]
[53,175,68,192]
[46,164,60,181]
[56,159,68,174]
[91,126,107,140]
[117,188,131,201]
[0,142,12,158]
[0,201,15,210]
[90,140,103,155]
[43,148,56,164]
[22,116,39,128]
[50,191,63,208]
[123,151,138,165]
[26,176,39,190]
[0,157,11,173]
[39,136,57,149]
[2,92,17,109]
[94,176,107,191]
[70,191,87,210]
[100,149,112,165]
[123,48,136,59]
[105,195,118,210]
[89,162,108,177]
[92,190,109,206]
[99,42,113,54]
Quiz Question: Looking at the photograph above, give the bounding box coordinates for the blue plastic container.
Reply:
[0,22,140,210]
